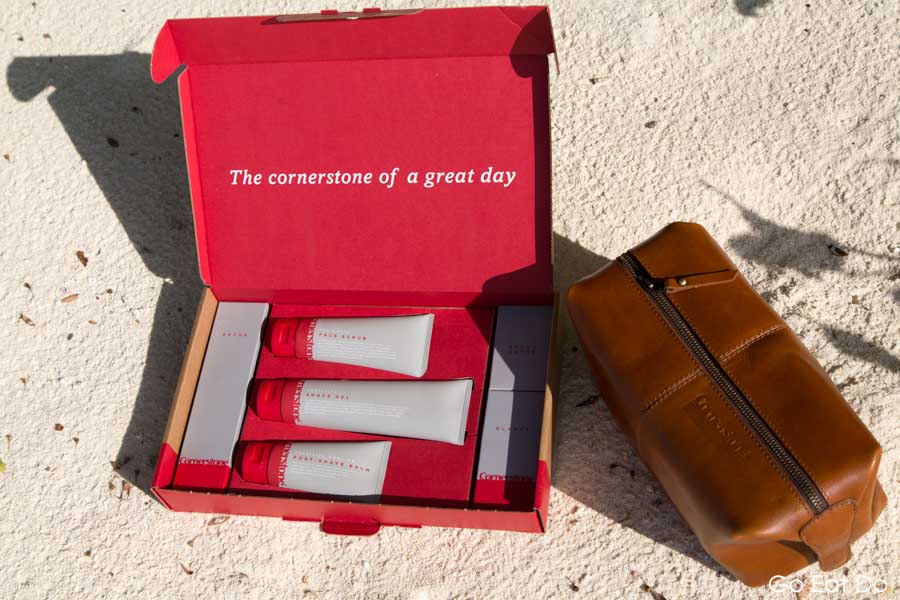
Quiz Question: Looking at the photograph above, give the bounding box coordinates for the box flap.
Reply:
[151,7,555,306]
[151,7,555,82]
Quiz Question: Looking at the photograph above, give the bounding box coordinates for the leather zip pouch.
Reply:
[567,222,886,586]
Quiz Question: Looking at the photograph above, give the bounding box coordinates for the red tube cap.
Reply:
[252,379,286,422]
[237,442,274,485]
[267,318,298,357]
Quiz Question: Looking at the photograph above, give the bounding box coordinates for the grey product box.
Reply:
[178,302,269,467]
[475,390,545,480]
[488,305,553,392]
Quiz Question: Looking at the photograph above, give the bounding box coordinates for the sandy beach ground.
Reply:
[1,1,897,598]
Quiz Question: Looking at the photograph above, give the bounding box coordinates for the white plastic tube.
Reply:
[268,314,434,377]
[239,441,391,497]
[253,379,473,445]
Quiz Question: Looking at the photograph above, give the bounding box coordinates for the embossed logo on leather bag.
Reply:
[684,395,745,455]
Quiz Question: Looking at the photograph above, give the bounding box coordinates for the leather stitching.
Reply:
[641,369,703,415]
[639,325,786,417]
[617,265,699,455]
[618,265,698,410]
[719,324,787,364]
[682,291,828,505]
[664,293,814,515]
[623,279,812,515]
[623,263,817,514]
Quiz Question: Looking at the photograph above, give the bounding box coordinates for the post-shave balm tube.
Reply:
[267,315,434,377]
[238,441,391,497]
[253,379,473,445]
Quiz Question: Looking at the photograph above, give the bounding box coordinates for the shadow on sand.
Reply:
[7,52,201,493]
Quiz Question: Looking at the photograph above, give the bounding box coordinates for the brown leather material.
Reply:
[567,222,887,587]
[799,500,855,571]
[663,269,737,293]
[631,222,737,279]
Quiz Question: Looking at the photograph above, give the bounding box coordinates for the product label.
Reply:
[177,302,269,482]
[291,380,305,424]
[489,306,553,392]
[312,325,398,363]
[288,379,471,445]
[279,446,374,485]
[295,381,404,421]
[302,315,433,377]
[301,318,317,360]
[472,390,545,507]
[277,441,391,497]
[475,390,544,482]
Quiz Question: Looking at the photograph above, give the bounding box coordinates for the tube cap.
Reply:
[267,318,298,357]
[236,442,274,485]
[252,379,286,422]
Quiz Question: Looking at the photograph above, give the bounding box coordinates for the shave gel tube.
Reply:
[267,314,434,377]
[238,441,391,497]
[253,378,473,445]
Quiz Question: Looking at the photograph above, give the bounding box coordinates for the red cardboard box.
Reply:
[150,7,559,534]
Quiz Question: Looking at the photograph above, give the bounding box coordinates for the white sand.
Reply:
[1,1,897,597]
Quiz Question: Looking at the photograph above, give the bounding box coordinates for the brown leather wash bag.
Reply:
[567,222,886,586]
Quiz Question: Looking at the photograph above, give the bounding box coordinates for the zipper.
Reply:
[619,252,829,515]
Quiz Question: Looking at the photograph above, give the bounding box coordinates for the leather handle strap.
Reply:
[799,499,857,571]
[664,269,738,293]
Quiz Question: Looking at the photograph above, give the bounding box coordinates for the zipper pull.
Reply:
[638,273,661,291]
[618,253,663,291]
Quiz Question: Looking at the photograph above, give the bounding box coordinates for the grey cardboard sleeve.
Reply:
[489,306,553,392]
[178,302,269,466]
[475,390,545,481]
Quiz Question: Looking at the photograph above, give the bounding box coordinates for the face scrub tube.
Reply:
[267,315,434,377]
[238,441,391,497]
[253,379,473,445]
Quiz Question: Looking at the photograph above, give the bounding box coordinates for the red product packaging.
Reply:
[150,7,559,535]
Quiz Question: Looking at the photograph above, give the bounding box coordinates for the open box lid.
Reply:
[151,7,555,306]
